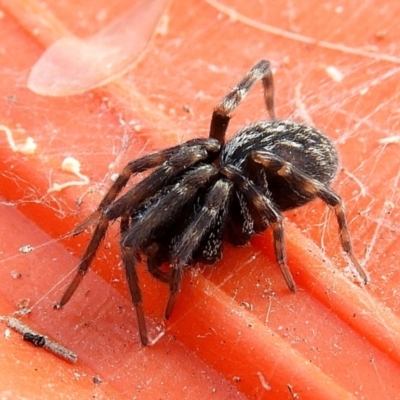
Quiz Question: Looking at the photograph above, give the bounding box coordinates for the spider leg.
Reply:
[105,140,220,220]
[252,150,368,283]
[120,166,227,322]
[119,165,221,321]
[70,144,191,236]
[165,179,233,319]
[164,267,184,321]
[57,140,220,308]
[226,190,255,246]
[74,138,220,234]
[221,165,296,292]
[72,144,191,236]
[119,216,167,346]
[56,216,110,308]
[210,59,276,145]
[146,243,170,283]
[121,164,219,248]
[120,242,150,346]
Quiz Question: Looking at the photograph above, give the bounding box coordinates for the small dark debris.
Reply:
[23,332,46,347]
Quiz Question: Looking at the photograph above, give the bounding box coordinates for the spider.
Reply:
[56,60,368,346]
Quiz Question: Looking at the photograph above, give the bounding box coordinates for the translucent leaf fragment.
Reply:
[27,0,169,96]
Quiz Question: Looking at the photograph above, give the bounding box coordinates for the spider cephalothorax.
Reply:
[57,60,367,345]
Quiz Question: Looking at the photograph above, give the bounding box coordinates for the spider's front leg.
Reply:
[57,139,220,309]
[252,150,368,283]
[73,138,219,235]
[209,59,276,145]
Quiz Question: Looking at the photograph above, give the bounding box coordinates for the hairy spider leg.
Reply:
[252,150,368,283]
[106,140,220,220]
[119,213,152,344]
[221,164,295,292]
[165,179,233,319]
[72,139,219,235]
[57,140,220,308]
[225,190,255,246]
[209,59,276,145]
[120,165,219,247]
[119,164,220,344]
[72,145,190,236]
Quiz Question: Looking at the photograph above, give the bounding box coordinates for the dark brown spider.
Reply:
[56,60,368,345]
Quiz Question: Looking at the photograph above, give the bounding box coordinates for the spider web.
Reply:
[0,0,400,398]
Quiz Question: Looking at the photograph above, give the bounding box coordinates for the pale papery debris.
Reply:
[325,66,344,82]
[0,125,37,155]
[48,157,90,193]
[257,371,272,391]
[19,244,34,254]
[378,135,400,145]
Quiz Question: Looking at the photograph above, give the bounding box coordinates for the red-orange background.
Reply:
[0,1,400,399]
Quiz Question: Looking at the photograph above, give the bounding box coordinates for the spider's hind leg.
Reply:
[221,164,296,292]
[252,150,368,284]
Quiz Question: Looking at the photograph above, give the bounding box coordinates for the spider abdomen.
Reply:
[222,120,339,210]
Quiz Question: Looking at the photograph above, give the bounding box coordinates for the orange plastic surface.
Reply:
[1,1,400,399]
